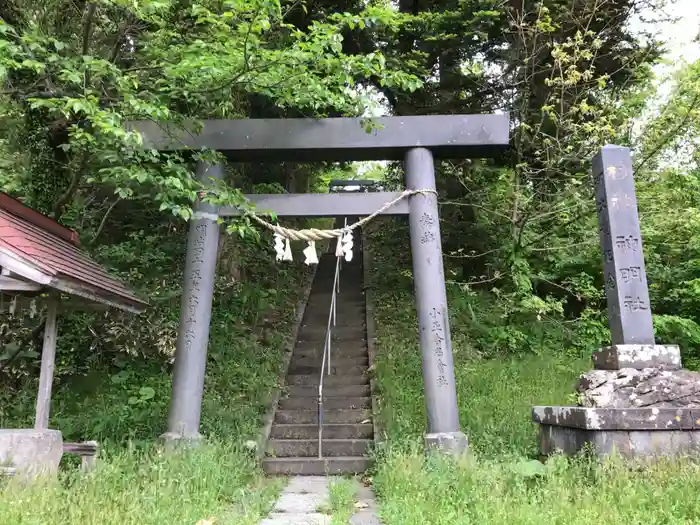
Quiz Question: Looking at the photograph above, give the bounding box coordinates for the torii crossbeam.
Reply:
[129,114,510,455]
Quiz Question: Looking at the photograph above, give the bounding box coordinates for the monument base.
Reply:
[425,431,469,456]
[592,344,681,371]
[533,406,700,459]
[0,429,63,479]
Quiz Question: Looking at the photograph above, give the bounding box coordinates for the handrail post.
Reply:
[318,388,323,458]
[318,252,343,459]
[327,329,331,376]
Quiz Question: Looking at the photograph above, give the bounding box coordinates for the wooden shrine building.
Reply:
[0,192,147,430]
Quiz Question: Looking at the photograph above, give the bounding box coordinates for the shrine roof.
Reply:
[0,193,148,313]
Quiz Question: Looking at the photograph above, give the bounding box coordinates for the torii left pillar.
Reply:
[162,161,224,443]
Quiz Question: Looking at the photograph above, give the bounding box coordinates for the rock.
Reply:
[576,368,700,409]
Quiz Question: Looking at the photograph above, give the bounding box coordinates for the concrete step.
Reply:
[295,336,367,346]
[302,312,365,324]
[303,299,364,307]
[304,304,365,314]
[307,283,362,292]
[299,318,366,328]
[294,346,368,358]
[286,384,370,398]
[296,327,366,340]
[275,409,371,424]
[270,423,373,440]
[267,438,372,457]
[310,290,363,297]
[279,396,371,411]
[296,328,366,339]
[308,284,363,292]
[290,356,368,368]
[287,364,368,375]
[262,456,372,476]
[294,336,366,350]
[286,374,369,387]
[304,298,364,308]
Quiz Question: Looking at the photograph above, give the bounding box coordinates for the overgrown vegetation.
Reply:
[324,478,359,524]
[368,229,700,523]
[0,443,283,525]
[375,451,700,524]
[0,232,307,523]
[2,0,700,522]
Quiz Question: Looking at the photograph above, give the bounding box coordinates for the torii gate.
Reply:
[130,114,510,454]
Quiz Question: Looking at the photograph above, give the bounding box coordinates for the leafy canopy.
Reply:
[0,0,421,219]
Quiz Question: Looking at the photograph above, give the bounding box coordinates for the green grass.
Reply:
[373,287,588,458]
[326,477,358,524]
[0,442,284,525]
[374,451,700,524]
[369,263,700,523]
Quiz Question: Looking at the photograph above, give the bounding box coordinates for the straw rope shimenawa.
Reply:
[247,188,438,241]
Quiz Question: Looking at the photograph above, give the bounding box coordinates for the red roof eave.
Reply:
[0,193,148,313]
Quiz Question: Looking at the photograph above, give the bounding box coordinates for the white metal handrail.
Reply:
[318,220,345,458]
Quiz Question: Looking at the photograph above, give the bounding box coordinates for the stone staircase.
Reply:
[263,251,373,475]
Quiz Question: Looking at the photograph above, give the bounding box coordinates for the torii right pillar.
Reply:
[405,147,468,456]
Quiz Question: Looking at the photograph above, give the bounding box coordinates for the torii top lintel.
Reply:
[128,114,510,162]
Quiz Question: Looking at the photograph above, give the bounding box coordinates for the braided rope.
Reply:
[248,188,437,242]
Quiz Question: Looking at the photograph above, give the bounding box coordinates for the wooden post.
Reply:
[35,297,59,430]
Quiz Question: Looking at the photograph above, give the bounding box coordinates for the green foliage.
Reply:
[374,450,700,525]
[0,442,283,525]
[0,213,307,521]
[369,244,700,524]
[324,478,358,524]
[1,0,700,521]
[1,258,305,443]
[0,0,423,235]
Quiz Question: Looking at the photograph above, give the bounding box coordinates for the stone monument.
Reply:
[533,145,700,459]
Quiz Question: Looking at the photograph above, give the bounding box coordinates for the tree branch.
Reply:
[92,196,122,244]
[52,154,86,221]
[82,3,97,57]
[634,90,700,174]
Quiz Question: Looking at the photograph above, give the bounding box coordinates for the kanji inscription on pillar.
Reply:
[182,223,209,351]
[592,146,654,345]
[419,212,436,244]
[429,307,449,387]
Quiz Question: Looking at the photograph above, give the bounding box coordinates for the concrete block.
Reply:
[425,431,468,456]
[350,511,382,525]
[533,406,700,459]
[283,476,329,495]
[0,429,63,478]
